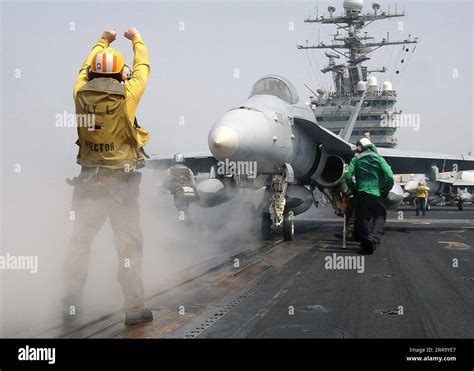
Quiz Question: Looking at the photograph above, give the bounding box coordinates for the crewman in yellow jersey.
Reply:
[64,28,152,326]
[413,180,430,216]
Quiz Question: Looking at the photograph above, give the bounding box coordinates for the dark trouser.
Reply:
[354,191,387,245]
[63,167,144,313]
[415,197,426,216]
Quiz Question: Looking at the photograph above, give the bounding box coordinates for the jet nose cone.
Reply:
[208,126,239,159]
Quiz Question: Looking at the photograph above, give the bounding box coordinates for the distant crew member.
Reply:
[163,153,199,223]
[413,180,430,216]
[64,28,153,326]
[344,138,394,254]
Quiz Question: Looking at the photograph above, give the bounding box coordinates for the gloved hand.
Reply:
[341,192,350,212]
[124,27,140,41]
[101,29,117,44]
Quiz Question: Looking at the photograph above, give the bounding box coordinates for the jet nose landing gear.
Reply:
[260,164,296,242]
[260,211,295,241]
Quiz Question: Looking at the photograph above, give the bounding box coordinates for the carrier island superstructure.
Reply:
[298,0,418,148]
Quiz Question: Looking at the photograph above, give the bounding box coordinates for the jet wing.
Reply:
[291,118,474,174]
[290,103,474,174]
[437,178,455,184]
[145,151,217,173]
[293,117,355,156]
[453,181,474,188]
[377,149,474,174]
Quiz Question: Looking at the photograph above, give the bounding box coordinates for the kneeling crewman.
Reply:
[162,153,199,222]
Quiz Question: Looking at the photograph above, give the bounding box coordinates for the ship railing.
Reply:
[325,91,398,98]
[316,107,397,116]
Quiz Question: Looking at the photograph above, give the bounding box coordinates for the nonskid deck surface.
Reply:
[50,206,474,339]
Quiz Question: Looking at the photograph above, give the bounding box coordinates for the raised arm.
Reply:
[123,27,151,122]
[73,29,117,99]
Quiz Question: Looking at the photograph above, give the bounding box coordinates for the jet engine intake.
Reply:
[311,152,346,188]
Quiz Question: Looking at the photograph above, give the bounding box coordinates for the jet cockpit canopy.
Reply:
[249,75,299,104]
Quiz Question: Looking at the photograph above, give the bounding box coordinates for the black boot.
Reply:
[125,308,153,326]
[359,239,375,255]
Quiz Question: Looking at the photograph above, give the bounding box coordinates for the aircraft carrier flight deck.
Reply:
[40,206,473,340]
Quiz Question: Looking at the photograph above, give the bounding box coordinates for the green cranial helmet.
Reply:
[356,137,373,152]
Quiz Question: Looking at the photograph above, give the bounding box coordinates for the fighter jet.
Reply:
[147,75,474,240]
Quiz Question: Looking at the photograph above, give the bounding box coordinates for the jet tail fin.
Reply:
[339,87,367,142]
